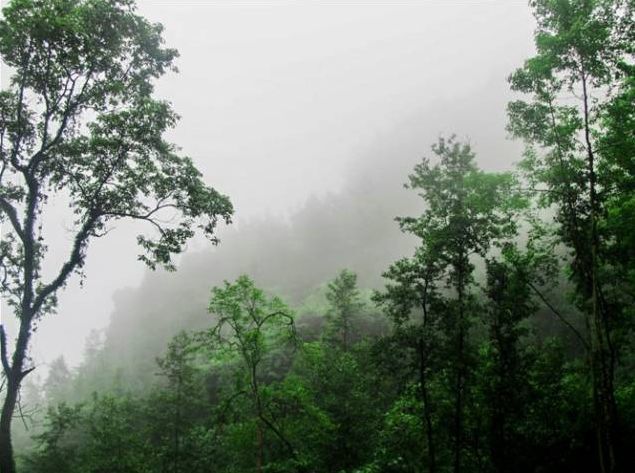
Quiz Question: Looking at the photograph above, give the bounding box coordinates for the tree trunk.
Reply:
[581,69,618,473]
[256,421,264,473]
[452,256,467,473]
[418,337,436,473]
[0,375,19,473]
[453,325,465,473]
[0,315,34,473]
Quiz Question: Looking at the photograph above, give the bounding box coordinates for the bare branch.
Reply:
[19,367,35,381]
[258,310,295,329]
[103,202,181,236]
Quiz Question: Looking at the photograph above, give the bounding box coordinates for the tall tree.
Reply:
[507,1,635,470]
[155,331,199,473]
[373,247,444,473]
[0,1,233,471]
[481,247,536,473]
[379,136,522,473]
[43,356,71,406]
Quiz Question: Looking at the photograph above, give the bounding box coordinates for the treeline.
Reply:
[15,1,635,472]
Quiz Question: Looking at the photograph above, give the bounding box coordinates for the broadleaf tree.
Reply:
[204,276,298,473]
[376,136,525,473]
[507,1,635,470]
[0,1,232,471]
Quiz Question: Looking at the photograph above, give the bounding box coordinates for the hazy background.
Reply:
[1,0,535,370]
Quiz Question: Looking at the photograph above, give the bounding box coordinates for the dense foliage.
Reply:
[2,0,635,473]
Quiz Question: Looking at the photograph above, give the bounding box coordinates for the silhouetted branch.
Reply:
[528,282,589,350]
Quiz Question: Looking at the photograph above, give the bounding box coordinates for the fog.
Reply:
[2,0,535,369]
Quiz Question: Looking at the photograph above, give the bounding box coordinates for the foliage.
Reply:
[9,1,635,473]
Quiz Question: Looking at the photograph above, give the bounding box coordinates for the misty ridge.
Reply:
[16,0,535,371]
[99,92,523,387]
[0,1,633,473]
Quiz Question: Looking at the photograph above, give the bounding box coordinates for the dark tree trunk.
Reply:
[581,69,618,473]
[453,258,467,473]
[0,375,19,473]
[418,337,436,473]
[0,311,35,473]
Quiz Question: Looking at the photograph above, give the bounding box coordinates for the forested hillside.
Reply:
[1,1,634,473]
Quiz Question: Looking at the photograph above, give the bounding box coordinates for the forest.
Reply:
[0,0,634,472]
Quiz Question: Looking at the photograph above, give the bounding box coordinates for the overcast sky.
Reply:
[1,0,536,369]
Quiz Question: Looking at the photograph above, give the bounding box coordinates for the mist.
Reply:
[4,0,534,369]
[5,2,635,472]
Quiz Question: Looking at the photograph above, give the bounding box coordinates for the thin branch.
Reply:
[528,281,589,350]
[28,66,96,175]
[31,212,99,316]
[105,201,179,221]
[8,41,34,172]
[19,366,35,381]
[0,197,25,243]
[259,310,295,328]
[16,390,30,430]
[102,201,181,236]
[259,409,296,458]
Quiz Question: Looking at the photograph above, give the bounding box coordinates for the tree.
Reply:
[205,276,297,473]
[388,136,522,473]
[324,269,363,351]
[22,402,84,473]
[281,337,381,473]
[507,1,635,470]
[481,247,536,473]
[290,270,378,472]
[154,331,200,473]
[43,356,71,406]
[373,248,444,473]
[24,394,154,473]
[0,1,233,471]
